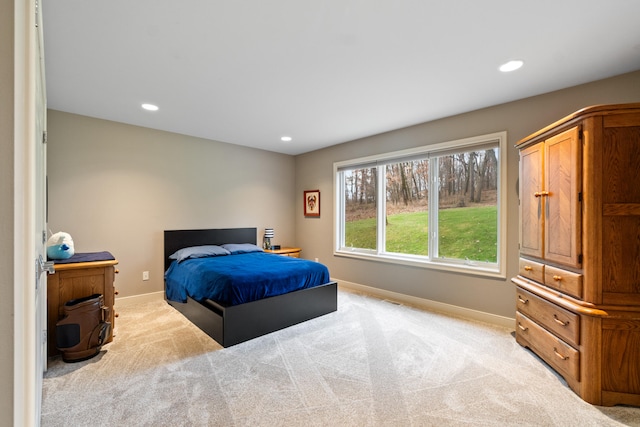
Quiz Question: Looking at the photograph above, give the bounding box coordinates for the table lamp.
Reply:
[263,228,274,250]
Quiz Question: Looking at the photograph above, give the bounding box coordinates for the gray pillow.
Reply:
[221,243,263,254]
[169,245,230,262]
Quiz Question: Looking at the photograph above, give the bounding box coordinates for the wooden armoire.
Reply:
[512,103,640,407]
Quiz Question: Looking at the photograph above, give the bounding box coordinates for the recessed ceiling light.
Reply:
[499,60,524,72]
[141,103,159,111]
[281,136,292,142]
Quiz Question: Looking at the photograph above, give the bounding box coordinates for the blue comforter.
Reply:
[165,252,330,306]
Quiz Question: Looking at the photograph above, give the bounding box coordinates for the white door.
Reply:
[34,0,51,420]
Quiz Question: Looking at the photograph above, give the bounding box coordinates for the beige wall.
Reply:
[295,70,640,319]
[0,0,14,422]
[47,71,640,320]
[47,111,296,298]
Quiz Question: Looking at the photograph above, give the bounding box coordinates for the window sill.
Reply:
[333,249,506,280]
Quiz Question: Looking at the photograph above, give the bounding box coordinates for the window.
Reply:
[334,132,507,277]
[342,167,378,251]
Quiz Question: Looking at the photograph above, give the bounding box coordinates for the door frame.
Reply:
[14,0,40,425]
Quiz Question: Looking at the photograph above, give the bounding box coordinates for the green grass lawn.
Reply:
[345,205,497,263]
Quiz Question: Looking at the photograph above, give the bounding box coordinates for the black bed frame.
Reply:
[164,227,338,347]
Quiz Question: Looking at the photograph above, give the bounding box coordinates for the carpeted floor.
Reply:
[42,290,640,426]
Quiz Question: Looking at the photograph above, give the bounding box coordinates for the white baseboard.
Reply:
[335,278,515,330]
[115,291,165,308]
[114,282,515,330]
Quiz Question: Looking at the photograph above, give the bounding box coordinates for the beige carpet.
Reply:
[42,290,640,426]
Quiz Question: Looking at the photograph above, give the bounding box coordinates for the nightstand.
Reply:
[47,254,118,357]
[264,247,301,257]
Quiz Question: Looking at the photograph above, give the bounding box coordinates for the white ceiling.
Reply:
[42,1,640,155]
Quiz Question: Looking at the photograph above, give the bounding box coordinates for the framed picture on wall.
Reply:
[304,190,320,217]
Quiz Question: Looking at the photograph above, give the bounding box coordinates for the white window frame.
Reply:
[333,131,507,279]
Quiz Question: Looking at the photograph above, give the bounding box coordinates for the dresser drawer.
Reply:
[544,265,583,299]
[516,312,580,382]
[519,258,545,283]
[516,287,580,346]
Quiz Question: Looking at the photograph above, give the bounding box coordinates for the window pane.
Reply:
[343,168,377,250]
[385,160,429,255]
[437,148,498,263]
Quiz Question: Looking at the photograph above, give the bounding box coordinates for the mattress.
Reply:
[165,252,330,306]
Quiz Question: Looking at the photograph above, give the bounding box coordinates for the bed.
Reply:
[164,227,337,347]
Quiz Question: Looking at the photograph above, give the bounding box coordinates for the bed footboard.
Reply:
[223,281,337,346]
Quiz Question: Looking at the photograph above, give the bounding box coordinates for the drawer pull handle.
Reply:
[524,265,533,272]
[553,275,562,282]
[517,322,528,332]
[553,347,568,361]
[518,296,529,304]
[553,315,568,327]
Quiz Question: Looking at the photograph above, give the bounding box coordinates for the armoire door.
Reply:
[519,142,544,259]
[544,126,582,267]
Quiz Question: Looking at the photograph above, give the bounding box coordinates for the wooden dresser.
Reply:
[512,103,640,406]
[47,256,119,357]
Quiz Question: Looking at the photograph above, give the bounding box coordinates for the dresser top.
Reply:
[516,102,640,148]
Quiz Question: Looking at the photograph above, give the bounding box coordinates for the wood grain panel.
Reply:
[58,270,106,317]
[604,112,640,128]
[602,127,640,204]
[520,143,544,259]
[544,127,581,267]
[603,204,640,216]
[602,318,640,395]
[602,216,640,302]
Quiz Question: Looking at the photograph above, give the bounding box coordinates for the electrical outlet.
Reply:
[142,271,149,281]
